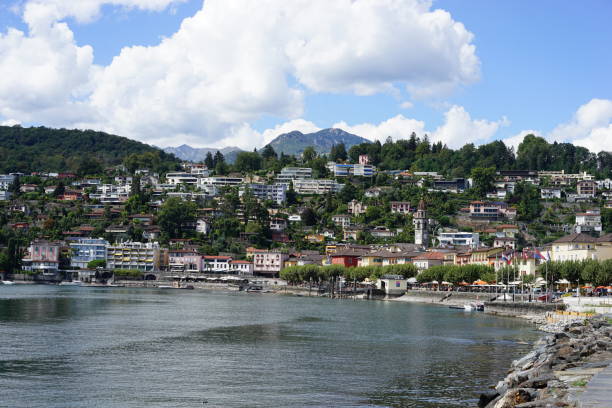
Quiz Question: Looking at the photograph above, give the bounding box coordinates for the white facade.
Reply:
[276,167,312,182]
[198,176,244,188]
[293,179,344,195]
[241,183,286,204]
[202,256,232,273]
[332,215,352,229]
[437,231,480,248]
[575,210,602,234]
[0,174,16,190]
[166,172,199,185]
[540,188,562,199]
[230,260,254,275]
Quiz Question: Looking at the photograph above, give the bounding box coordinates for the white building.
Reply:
[293,179,344,195]
[348,200,368,215]
[202,255,232,273]
[230,260,254,275]
[575,210,602,234]
[198,176,244,188]
[437,231,480,248]
[166,172,200,185]
[90,184,131,203]
[376,275,407,295]
[327,162,376,177]
[0,174,16,190]
[540,188,562,199]
[332,214,353,229]
[240,183,286,204]
[276,167,312,182]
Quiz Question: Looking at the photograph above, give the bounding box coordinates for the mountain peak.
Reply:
[266,128,370,155]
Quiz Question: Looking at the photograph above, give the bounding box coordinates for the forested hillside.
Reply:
[0,126,180,174]
[347,134,612,177]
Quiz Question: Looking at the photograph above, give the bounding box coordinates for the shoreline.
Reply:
[479,317,612,408]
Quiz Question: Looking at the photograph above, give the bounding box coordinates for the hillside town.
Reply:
[1,140,612,292]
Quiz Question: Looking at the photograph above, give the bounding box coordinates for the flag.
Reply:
[533,249,546,261]
[501,252,513,265]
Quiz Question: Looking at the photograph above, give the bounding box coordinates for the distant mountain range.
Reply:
[265,128,371,155]
[163,145,243,163]
[164,128,371,162]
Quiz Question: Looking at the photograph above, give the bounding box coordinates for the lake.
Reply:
[0,285,540,407]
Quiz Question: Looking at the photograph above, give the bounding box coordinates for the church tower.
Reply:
[414,199,429,247]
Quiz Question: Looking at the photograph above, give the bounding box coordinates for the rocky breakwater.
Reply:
[479,317,612,408]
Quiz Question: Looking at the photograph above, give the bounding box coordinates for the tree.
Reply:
[204,152,214,169]
[330,143,348,162]
[301,207,317,226]
[511,182,543,222]
[234,151,263,173]
[302,146,317,162]
[157,197,198,239]
[338,182,358,202]
[261,144,277,160]
[87,259,106,269]
[53,182,66,197]
[213,150,225,167]
[470,166,496,197]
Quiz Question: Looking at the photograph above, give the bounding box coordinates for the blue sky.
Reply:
[0,0,611,151]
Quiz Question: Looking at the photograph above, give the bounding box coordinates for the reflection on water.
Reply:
[0,285,540,407]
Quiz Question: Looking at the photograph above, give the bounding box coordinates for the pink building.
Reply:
[359,155,370,165]
[168,250,203,273]
[23,240,61,273]
[390,201,411,214]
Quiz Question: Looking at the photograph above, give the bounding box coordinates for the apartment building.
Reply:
[253,251,288,276]
[574,209,602,234]
[68,238,109,269]
[293,179,344,194]
[107,242,160,271]
[241,183,287,204]
[577,180,597,197]
[276,167,312,182]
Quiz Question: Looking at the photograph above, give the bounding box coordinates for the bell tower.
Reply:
[414,199,429,247]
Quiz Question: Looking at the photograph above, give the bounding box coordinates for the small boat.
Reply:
[158,285,174,289]
[464,302,484,311]
[1,280,15,285]
[246,285,263,293]
[59,280,83,286]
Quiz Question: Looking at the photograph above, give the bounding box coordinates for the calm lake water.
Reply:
[0,285,540,407]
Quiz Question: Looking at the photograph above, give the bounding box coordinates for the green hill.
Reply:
[0,125,180,174]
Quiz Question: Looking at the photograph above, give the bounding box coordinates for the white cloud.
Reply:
[332,115,425,143]
[431,105,509,149]
[0,0,480,147]
[22,0,186,28]
[400,101,414,109]
[1,118,21,126]
[548,99,612,152]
